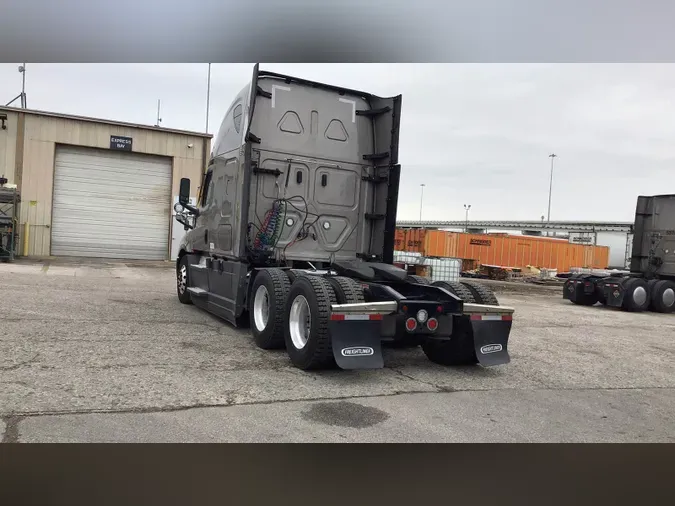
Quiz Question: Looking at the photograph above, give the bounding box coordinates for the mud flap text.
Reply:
[469,316,512,366]
[328,320,384,370]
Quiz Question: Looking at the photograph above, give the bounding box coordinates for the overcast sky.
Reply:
[2,63,674,222]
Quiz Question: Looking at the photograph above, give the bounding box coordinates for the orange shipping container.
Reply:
[395,229,609,272]
[394,229,406,251]
[402,228,427,254]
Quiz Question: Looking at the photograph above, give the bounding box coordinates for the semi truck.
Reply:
[173,64,515,370]
[564,194,675,313]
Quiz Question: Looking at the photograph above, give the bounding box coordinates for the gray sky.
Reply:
[2,63,674,222]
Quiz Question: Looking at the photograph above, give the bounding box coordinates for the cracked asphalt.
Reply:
[1,258,674,442]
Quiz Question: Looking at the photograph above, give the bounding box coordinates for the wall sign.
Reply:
[110,135,132,151]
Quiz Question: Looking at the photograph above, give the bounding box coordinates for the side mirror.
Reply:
[179,178,190,205]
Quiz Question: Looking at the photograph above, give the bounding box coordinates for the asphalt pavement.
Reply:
[1,258,674,442]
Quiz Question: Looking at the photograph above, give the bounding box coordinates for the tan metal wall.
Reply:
[0,110,19,183]
[6,111,210,257]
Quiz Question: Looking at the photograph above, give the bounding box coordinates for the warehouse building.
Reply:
[0,106,211,260]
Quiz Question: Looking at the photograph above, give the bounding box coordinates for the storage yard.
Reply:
[0,258,673,442]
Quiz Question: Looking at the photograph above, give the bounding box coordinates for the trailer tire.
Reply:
[650,280,675,313]
[459,280,499,306]
[176,255,193,305]
[621,277,650,312]
[408,275,430,285]
[421,319,477,366]
[284,275,337,370]
[249,268,291,349]
[432,281,476,303]
[327,276,365,304]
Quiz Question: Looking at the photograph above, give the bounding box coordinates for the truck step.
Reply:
[187,287,208,297]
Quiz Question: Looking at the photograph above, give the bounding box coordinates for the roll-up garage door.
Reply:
[52,146,172,260]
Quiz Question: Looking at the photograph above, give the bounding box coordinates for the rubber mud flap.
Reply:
[563,278,575,300]
[328,320,384,370]
[470,319,512,366]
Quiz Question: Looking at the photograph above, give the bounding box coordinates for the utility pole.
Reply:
[419,184,425,221]
[5,64,27,108]
[20,63,26,108]
[205,63,211,133]
[155,99,162,127]
[464,204,471,233]
[547,153,557,222]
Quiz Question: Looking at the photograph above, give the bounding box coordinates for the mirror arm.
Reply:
[183,203,200,216]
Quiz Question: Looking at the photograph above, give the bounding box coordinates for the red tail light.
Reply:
[427,318,438,331]
[405,318,417,332]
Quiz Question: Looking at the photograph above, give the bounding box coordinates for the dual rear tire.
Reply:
[649,279,675,313]
[620,277,675,313]
[248,270,364,369]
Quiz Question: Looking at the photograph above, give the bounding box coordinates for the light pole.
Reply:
[547,153,557,222]
[19,63,26,108]
[205,63,211,133]
[464,204,471,232]
[419,184,425,221]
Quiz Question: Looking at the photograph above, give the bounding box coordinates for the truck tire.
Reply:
[432,281,476,303]
[249,268,291,349]
[621,278,650,312]
[327,276,365,304]
[650,280,675,313]
[647,279,660,311]
[286,269,306,283]
[408,275,430,285]
[284,275,337,370]
[176,255,193,305]
[421,318,477,366]
[459,280,499,306]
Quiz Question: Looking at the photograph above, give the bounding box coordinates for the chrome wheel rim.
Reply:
[289,295,311,350]
[633,286,647,306]
[178,264,187,294]
[253,285,270,332]
[663,288,675,308]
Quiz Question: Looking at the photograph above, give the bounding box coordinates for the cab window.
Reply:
[201,170,214,207]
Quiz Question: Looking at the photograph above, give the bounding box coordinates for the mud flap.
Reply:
[469,316,512,366]
[328,319,384,370]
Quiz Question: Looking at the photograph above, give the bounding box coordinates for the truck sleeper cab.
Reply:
[174,64,515,370]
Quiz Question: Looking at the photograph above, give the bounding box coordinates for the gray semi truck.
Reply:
[173,64,515,370]
[564,194,675,313]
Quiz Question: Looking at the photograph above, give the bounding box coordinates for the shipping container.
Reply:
[396,229,609,272]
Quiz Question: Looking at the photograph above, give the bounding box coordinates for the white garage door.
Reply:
[52,146,172,260]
